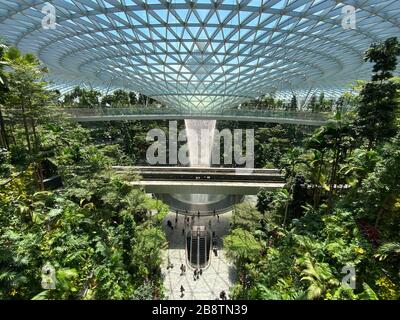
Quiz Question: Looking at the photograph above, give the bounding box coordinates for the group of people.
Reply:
[184,216,193,227]
[168,210,221,229]
[179,286,228,300]
[169,210,226,299]
[193,268,203,281]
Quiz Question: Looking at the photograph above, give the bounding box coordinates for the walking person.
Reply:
[180,264,185,275]
[197,210,200,219]
[180,285,185,298]
[199,268,203,276]
[219,290,227,300]
[196,268,200,280]
[167,220,174,230]
[213,247,218,257]
[182,228,185,236]
[167,256,174,270]
[193,269,197,281]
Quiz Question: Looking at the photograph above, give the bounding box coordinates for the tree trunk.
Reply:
[283,198,290,226]
[21,102,31,151]
[35,161,44,191]
[313,153,324,209]
[30,117,39,151]
[0,105,9,149]
[328,146,340,213]
[8,120,17,145]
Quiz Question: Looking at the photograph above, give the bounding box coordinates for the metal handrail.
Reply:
[60,107,328,122]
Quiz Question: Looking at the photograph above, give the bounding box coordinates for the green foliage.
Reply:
[375,242,400,261]
[224,229,262,261]
[357,37,400,147]
[1,37,400,302]
[232,202,263,231]
[298,253,339,299]
[0,46,169,300]
[0,149,167,299]
[225,44,400,299]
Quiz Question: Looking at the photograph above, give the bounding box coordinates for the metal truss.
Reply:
[0,0,399,111]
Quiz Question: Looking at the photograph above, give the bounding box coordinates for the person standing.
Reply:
[180,285,185,298]
[213,247,218,257]
[167,256,174,270]
[219,290,227,300]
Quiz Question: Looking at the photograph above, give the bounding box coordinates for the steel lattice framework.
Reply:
[0,0,399,111]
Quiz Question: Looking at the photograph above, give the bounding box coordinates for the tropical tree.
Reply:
[289,95,297,111]
[298,254,339,300]
[63,87,101,108]
[356,37,400,149]
[0,43,9,149]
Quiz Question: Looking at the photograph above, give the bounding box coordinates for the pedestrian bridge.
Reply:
[113,166,286,195]
[63,108,328,126]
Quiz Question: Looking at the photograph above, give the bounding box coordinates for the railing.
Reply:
[60,107,328,123]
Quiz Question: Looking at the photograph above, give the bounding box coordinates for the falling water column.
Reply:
[184,119,216,167]
[184,119,223,207]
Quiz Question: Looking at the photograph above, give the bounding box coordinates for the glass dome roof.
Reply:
[0,0,399,111]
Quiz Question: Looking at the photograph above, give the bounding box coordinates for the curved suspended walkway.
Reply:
[61,108,328,126]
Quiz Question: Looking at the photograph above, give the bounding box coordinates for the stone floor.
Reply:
[161,211,236,300]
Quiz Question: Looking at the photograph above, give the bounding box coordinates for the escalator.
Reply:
[186,226,211,269]
[190,236,198,266]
